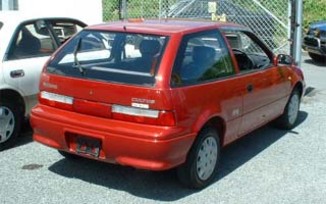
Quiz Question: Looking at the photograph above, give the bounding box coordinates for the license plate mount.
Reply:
[76,136,101,158]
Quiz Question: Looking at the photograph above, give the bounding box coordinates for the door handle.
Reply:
[247,84,254,92]
[10,70,25,78]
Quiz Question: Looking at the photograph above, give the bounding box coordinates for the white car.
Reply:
[0,12,86,150]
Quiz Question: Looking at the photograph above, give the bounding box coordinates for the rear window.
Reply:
[47,30,168,86]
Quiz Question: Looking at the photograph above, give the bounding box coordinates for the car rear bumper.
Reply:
[30,104,196,171]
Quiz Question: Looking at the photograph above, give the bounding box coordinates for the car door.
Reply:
[2,19,85,110]
[170,30,243,145]
[223,30,291,136]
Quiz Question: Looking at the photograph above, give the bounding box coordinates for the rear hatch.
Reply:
[39,29,175,126]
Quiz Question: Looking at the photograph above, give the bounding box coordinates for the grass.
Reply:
[303,0,326,28]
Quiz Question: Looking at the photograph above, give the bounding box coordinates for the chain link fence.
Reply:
[103,0,290,53]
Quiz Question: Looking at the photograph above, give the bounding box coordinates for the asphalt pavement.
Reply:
[1,55,325,204]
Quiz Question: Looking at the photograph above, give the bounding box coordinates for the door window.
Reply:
[7,22,55,60]
[48,20,84,44]
[7,20,85,61]
[171,30,234,86]
[223,30,272,72]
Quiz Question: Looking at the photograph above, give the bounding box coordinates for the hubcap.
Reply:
[196,136,218,181]
[0,106,15,143]
[288,94,299,125]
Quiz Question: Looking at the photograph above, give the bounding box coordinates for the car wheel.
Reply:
[0,101,22,151]
[308,52,326,63]
[58,150,81,159]
[177,127,220,189]
[275,90,300,130]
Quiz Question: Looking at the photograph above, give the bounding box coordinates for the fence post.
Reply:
[159,0,162,20]
[165,0,169,18]
[120,0,128,20]
[288,0,292,56]
[292,0,303,67]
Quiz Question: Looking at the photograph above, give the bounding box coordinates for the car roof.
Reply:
[87,19,247,35]
[0,11,80,26]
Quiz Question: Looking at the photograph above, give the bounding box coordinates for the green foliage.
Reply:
[102,0,120,21]
[127,0,161,18]
[102,0,177,21]
[303,0,326,28]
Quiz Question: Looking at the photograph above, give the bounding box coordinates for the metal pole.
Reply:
[121,0,128,20]
[293,0,303,67]
[2,0,10,10]
[288,0,292,55]
[119,0,122,20]
[165,0,169,19]
[159,0,162,20]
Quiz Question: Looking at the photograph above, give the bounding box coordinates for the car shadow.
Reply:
[48,111,308,201]
[218,110,307,179]
[14,119,33,148]
[304,58,326,67]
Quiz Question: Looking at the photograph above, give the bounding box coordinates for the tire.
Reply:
[275,90,300,130]
[177,127,220,189]
[58,150,80,160]
[0,101,22,151]
[308,52,326,63]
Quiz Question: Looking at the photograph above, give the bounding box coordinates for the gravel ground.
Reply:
[1,55,325,204]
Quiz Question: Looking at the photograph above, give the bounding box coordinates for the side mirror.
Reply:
[275,54,293,66]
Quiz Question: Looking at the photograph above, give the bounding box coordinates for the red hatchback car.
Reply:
[31,20,305,188]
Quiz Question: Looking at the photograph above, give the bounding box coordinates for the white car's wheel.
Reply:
[0,101,22,151]
[177,127,220,189]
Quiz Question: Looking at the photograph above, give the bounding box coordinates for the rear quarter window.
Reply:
[47,30,169,86]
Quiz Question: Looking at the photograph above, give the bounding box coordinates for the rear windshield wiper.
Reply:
[73,38,86,76]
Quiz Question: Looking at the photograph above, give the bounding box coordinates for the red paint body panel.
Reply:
[31,104,195,170]
[31,20,305,171]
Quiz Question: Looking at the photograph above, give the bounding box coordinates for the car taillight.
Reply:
[39,91,73,111]
[112,104,176,126]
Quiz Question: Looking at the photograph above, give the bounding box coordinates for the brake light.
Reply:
[39,91,73,111]
[112,105,176,126]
